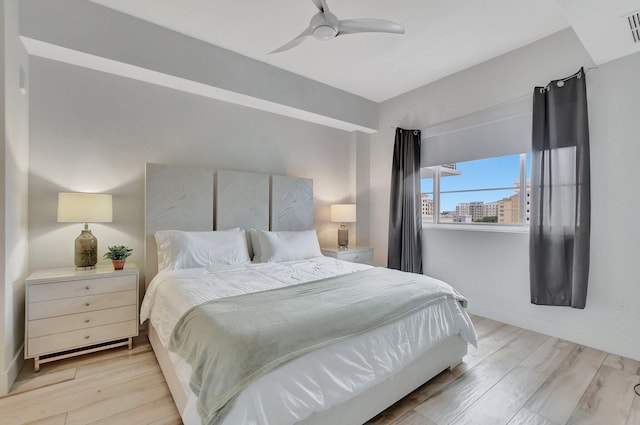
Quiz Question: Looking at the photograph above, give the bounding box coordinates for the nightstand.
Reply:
[25,264,139,372]
[321,246,374,265]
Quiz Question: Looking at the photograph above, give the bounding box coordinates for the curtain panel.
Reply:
[530,68,591,309]
[388,128,422,273]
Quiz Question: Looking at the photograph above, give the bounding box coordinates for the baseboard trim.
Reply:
[467,301,640,362]
[0,344,24,396]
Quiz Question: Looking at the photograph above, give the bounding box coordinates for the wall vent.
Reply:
[627,11,640,43]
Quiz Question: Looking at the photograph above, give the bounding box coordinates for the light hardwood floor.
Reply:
[1,315,638,425]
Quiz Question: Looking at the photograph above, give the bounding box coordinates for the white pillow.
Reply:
[155,229,250,271]
[256,229,322,263]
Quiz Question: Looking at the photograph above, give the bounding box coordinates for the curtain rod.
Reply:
[542,66,598,91]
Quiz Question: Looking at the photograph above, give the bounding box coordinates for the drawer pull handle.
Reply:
[85,286,90,290]
[84,335,90,340]
[85,303,90,307]
[85,319,90,323]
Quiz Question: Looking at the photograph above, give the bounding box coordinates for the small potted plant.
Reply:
[103,245,133,270]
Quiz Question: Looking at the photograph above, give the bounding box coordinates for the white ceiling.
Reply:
[88,0,640,102]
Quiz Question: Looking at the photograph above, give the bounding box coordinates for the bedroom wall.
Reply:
[28,57,358,282]
[355,131,371,247]
[19,0,378,133]
[0,0,30,395]
[371,28,640,360]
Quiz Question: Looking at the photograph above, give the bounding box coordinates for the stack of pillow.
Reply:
[155,228,322,272]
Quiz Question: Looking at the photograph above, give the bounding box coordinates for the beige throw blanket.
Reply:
[168,267,468,425]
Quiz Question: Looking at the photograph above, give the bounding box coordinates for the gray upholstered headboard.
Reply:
[144,163,313,287]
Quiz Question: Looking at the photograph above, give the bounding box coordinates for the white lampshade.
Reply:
[330,204,356,223]
[57,192,113,223]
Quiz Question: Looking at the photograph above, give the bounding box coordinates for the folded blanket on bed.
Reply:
[168,266,469,425]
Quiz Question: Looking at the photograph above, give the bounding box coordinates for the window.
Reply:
[419,95,534,227]
[421,153,530,226]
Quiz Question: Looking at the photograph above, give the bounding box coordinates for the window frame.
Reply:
[422,153,530,229]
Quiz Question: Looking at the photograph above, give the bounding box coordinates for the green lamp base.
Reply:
[75,227,98,269]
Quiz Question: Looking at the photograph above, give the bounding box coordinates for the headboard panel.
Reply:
[271,175,314,231]
[145,163,214,284]
[145,164,314,287]
[216,170,269,231]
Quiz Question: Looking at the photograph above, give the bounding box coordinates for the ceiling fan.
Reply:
[270,0,405,54]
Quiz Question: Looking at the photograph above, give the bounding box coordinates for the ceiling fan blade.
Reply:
[269,27,312,54]
[310,0,324,12]
[338,18,405,35]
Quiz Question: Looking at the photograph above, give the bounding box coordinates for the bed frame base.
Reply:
[148,324,467,425]
[302,334,466,425]
[148,325,189,413]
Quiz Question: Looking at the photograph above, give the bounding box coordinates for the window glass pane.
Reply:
[441,189,521,224]
[440,155,521,192]
[422,154,531,226]
[439,154,526,225]
[420,172,434,223]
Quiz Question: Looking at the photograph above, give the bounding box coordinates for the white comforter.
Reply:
[141,256,477,425]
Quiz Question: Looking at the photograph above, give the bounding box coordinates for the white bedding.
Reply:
[141,256,477,425]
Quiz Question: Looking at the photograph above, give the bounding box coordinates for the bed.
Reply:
[142,164,477,425]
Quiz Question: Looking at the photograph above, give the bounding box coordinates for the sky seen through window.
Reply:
[421,154,531,212]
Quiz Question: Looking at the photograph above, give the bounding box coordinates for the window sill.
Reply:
[422,223,529,234]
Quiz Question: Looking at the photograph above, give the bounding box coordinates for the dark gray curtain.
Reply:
[388,128,422,273]
[530,68,591,308]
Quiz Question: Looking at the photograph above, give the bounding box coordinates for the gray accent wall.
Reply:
[27,57,357,277]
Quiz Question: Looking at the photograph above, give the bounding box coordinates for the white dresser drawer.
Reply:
[28,275,137,302]
[322,247,374,265]
[338,251,373,264]
[28,305,137,338]
[27,320,138,357]
[28,290,137,320]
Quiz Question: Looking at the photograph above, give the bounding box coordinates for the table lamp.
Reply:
[330,204,356,249]
[57,192,113,269]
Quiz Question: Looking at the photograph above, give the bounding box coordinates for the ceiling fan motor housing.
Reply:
[313,25,337,40]
[311,10,338,40]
